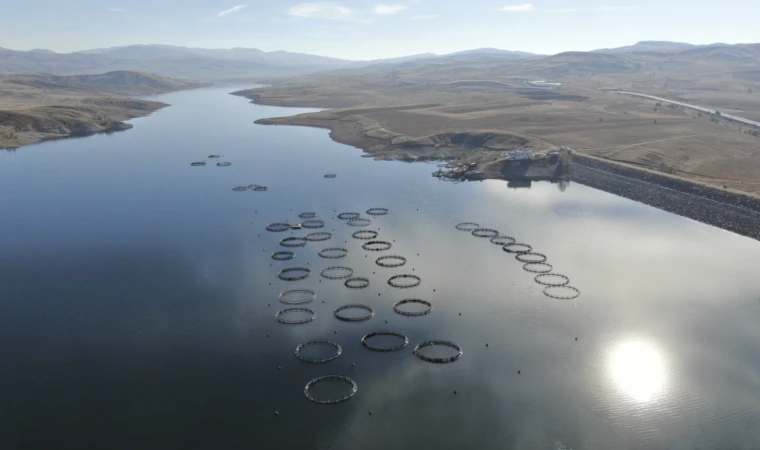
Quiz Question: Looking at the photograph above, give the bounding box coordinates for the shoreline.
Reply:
[243,92,760,241]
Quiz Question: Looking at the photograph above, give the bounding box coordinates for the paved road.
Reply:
[614,90,760,129]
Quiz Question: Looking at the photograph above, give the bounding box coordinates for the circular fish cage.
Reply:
[190,162,206,166]
[272,251,295,261]
[543,285,580,300]
[361,331,409,352]
[516,252,548,264]
[413,340,463,364]
[301,219,326,229]
[344,277,370,289]
[217,162,232,167]
[304,375,357,405]
[503,243,533,254]
[338,212,360,220]
[534,273,570,287]
[523,262,553,274]
[318,247,348,259]
[320,266,354,280]
[393,299,432,316]
[277,267,311,281]
[266,223,291,232]
[472,228,499,238]
[279,289,316,305]
[375,255,407,268]
[347,218,372,227]
[253,186,268,192]
[388,274,421,289]
[305,232,332,242]
[366,208,389,216]
[490,235,516,246]
[280,237,308,248]
[232,186,249,192]
[334,304,375,322]
[295,340,342,364]
[275,307,316,325]
[455,222,480,231]
[299,212,318,219]
[323,174,337,179]
[208,155,221,159]
[352,230,379,240]
[362,241,392,252]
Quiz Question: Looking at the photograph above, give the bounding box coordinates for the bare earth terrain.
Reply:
[0,71,200,148]
[235,45,760,197]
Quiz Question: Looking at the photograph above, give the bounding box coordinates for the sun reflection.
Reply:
[609,340,667,403]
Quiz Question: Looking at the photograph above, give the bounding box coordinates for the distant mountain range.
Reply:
[0,42,757,80]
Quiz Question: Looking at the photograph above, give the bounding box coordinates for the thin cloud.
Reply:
[288,2,359,21]
[218,4,246,17]
[107,7,127,13]
[549,6,640,13]
[373,4,407,15]
[498,3,535,12]
[412,14,439,20]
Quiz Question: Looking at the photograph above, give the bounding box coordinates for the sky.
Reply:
[3,0,760,59]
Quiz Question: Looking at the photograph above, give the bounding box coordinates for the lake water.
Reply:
[2,86,760,450]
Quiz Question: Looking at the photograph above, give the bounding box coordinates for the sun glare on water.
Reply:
[609,339,668,403]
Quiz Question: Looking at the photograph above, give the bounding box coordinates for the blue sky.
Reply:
[3,0,759,59]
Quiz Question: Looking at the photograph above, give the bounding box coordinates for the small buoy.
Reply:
[275,411,279,416]
[267,334,271,337]
[518,370,521,375]
[334,330,337,334]
[434,289,436,292]
[322,300,325,303]
[277,366,281,370]
[459,313,461,316]
[575,337,578,341]
[385,320,388,323]
[369,410,373,415]
[454,390,457,395]
[352,363,356,367]
[378,293,380,296]
[485,343,488,347]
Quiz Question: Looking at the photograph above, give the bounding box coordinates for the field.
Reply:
[237,47,760,196]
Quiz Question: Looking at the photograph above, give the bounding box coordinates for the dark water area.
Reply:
[1,86,760,450]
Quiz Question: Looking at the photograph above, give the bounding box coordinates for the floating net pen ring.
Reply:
[352,230,378,240]
[301,220,326,229]
[472,228,499,238]
[278,267,311,281]
[338,212,360,220]
[503,243,533,254]
[534,273,570,287]
[305,232,332,242]
[334,304,375,322]
[318,248,348,259]
[304,375,357,404]
[362,241,392,252]
[321,266,354,280]
[299,212,318,219]
[361,331,409,352]
[279,289,316,305]
[515,252,548,264]
[388,274,421,289]
[523,262,553,274]
[275,307,316,325]
[295,340,342,363]
[280,237,308,248]
[393,299,432,316]
[376,255,407,268]
[348,218,372,227]
[266,223,291,232]
[344,277,370,289]
[413,340,463,364]
[543,285,580,300]
[366,208,389,216]
[455,222,480,231]
[272,251,295,261]
[490,235,516,246]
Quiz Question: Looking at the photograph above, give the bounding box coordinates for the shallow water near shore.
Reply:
[1,86,760,449]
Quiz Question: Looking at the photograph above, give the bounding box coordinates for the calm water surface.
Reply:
[1,86,760,450]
